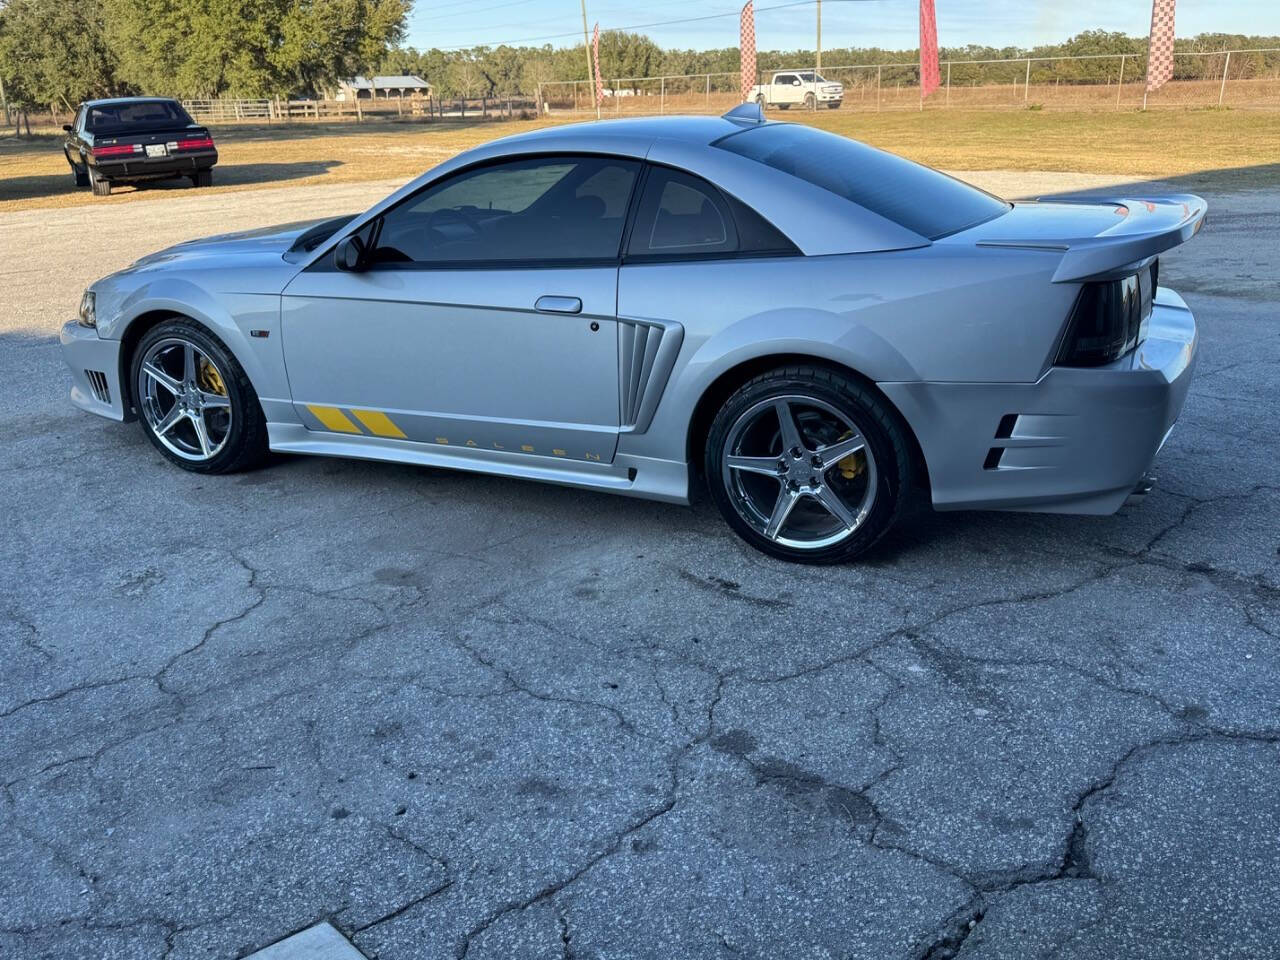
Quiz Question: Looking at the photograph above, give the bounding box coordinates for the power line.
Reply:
[413,0,541,25]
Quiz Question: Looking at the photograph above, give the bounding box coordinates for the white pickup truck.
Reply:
[749,71,844,110]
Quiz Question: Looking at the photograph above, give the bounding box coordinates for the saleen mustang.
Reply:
[62,105,1205,562]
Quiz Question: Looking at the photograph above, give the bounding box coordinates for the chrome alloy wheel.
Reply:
[136,338,232,461]
[720,394,878,550]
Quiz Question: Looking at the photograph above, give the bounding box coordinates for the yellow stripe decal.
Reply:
[351,409,408,439]
[307,405,362,434]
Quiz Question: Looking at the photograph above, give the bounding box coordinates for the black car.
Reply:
[63,97,218,197]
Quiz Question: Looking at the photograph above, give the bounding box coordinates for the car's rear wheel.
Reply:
[131,320,268,474]
[704,366,911,563]
[191,169,213,188]
[88,166,111,196]
[68,153,89,187]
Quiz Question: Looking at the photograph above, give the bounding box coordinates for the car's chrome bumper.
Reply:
[880,287,1198,515]
[61,320,127,421]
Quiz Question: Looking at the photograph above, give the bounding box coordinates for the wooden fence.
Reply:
[179,96,537,124]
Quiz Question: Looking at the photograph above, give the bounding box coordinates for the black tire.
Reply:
[704,365,912,564]
[88,166,111,196]
[804,92,816,110]
[130,319,269,474]
[827,102,841,110]
[68,153,90,187]
[191,168,213,188]
[778,103,791,110]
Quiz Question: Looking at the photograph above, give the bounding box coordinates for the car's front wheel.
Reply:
[131,320,268,474]
[704,366,911,563]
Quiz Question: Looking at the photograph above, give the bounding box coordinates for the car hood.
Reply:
[129,217,338,269]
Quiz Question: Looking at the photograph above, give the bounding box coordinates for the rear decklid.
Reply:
[92,124,215,156]
[947,194,1207,282]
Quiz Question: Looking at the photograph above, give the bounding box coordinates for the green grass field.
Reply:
[2,108,1276,212]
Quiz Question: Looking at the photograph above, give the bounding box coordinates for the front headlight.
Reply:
[78,290,96,328]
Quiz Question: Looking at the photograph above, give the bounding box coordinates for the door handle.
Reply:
[534,295,582,315]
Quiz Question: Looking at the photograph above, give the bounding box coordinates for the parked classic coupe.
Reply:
[64,97,217,196]
[62,106,1204,562]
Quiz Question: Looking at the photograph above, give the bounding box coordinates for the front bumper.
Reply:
[61,321,128,421]
[880,287,1198,515]
[93,151,216,182]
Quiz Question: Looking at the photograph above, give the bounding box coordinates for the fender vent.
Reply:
[85,369,110,403]
[618,319,683,432]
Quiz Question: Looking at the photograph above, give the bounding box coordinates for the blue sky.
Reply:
[406,0,1279,52]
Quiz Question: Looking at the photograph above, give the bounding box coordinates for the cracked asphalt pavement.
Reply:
[1,170,1277,960]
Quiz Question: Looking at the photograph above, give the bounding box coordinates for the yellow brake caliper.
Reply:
[837,429,865,480]
[197,358,226,396]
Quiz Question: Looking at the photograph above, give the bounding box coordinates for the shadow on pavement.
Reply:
[0,160,343,203]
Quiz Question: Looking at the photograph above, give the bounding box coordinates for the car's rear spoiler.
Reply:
[977,194,1206,283]
[1046,194,1207,282]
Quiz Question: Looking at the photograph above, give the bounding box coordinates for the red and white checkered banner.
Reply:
[592,23,604,106]
[919,0,940,98]
[740,1,757,103]
[1146,0,1176,93]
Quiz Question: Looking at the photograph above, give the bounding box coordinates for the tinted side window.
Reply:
[374,155,639,265]
[627,167,797,260]
[629,168,735,257]
[716,123,1010,239]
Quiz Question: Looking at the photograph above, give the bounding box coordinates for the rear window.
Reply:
[716,124,1009,240]
[88,100,192,134]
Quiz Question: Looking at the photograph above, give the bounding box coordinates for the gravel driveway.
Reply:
[1,171,1277,960]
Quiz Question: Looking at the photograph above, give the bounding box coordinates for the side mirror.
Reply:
[62,124,73,132]
[792,79,802,86]
[334,234,368,272]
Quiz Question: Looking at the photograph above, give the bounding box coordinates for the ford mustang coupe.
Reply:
[62,106,1204,562]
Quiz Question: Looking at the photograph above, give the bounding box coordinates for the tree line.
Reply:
[0,0,408,118]
[1,0,1276,122]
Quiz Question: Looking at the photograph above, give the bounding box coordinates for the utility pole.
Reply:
[580,0,599,119]
[815,0,822,73]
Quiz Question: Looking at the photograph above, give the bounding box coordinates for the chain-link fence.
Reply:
[538,48,1280,116]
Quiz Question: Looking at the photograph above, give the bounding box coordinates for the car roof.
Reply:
[488,114,747,151]
[81,97,182,108]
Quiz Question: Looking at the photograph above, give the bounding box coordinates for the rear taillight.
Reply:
[92,143,141,158]
[1056,259,1158,367]
[177,137,215,151]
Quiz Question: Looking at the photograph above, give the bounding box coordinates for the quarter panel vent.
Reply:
[617,319,684,432]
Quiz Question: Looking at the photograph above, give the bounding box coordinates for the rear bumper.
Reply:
[880,287,1197,515]
[60,321,127,421]
[93,151,216,182]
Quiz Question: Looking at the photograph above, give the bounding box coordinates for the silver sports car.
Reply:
[62,105,1204,562]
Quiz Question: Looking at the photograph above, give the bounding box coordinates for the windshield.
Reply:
[716,124,1010,240]
[87,100,194,134]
